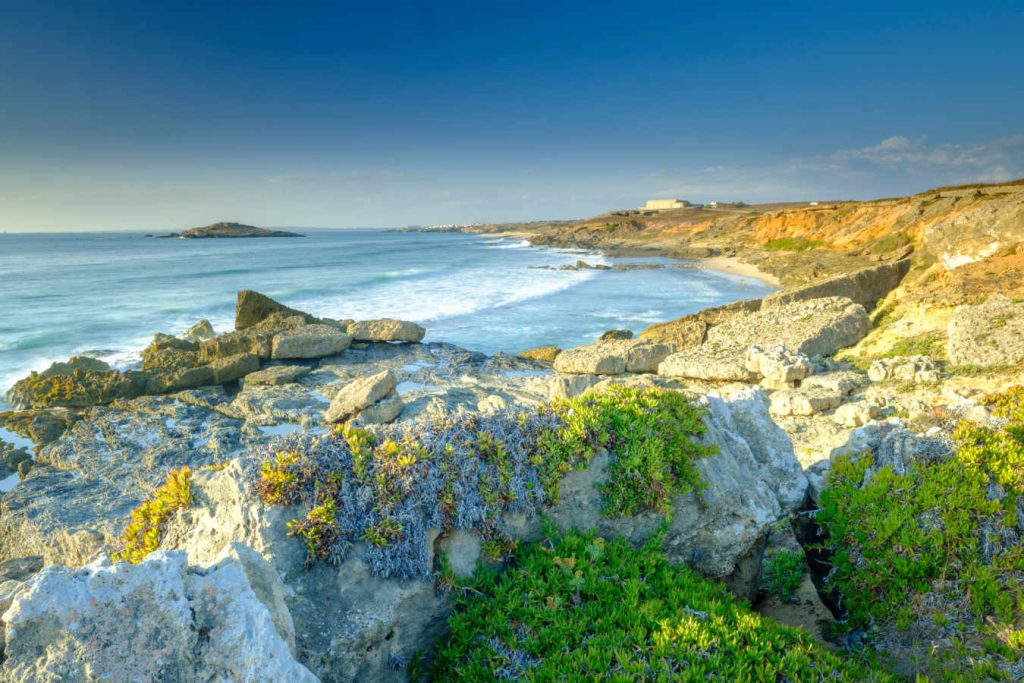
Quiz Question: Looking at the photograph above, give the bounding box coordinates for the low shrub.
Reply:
[762,549,806,603]
[425,528,891,681]
[114,466,193,564]
[253,387,714,576]
[764,237,829,252]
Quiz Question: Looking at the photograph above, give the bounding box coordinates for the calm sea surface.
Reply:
[0,229,773,403]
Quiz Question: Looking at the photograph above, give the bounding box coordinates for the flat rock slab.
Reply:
[271,324,352,359]
[553,340,671,375]
[243,365,313,387]
[658,347,758,382]
[707,296,870,358]
[347,319,426,343]
[947,298,1024,367]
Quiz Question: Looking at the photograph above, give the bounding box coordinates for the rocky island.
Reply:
[160,221,304,238]
[0,180,1022,681]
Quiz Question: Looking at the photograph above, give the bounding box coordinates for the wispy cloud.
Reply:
[829,134,1024,172]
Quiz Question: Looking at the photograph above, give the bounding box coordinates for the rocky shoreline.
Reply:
[1,193,1023,680]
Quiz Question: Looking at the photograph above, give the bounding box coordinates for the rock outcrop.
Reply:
[271,324,352,359]
[346,319,426,343]
[0,545,316,681]
[946,298,1024,367]
[553,340,671,375]
[868,355,940,384]
[324,370,401,424]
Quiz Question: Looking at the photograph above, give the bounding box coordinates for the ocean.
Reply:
[0,229,773,404]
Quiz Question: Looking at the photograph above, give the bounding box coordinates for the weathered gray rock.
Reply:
[351,394,404,426]
[324,370,398,423]
[548,374,603,400]
[868,355,940,384]
[0,546,316,682]
[554,340,671,375]
[243,364,312,387]
[199,330,273,362]
[745,344,813,389]
[347,319,426,343]
[658,348,758,383]
[834,400,883,428]
[182,319,216,342]
[707,297,870,358]
[271,324,353,359]
[947,298,1024,367]
[38,356,112,377]
[762,260,911,312]
[230,385,329,426]
[769,388,844,417]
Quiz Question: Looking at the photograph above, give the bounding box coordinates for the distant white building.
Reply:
[643,199,691,210]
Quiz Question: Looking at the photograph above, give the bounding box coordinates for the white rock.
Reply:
[271,323,352,359]
[347,319,426,343]
[324,370,397,423]
[745,344,813,389]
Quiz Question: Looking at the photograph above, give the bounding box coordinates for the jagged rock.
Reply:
[346,319,426,343]
[598,329,633,341]
[235,290,316,331]
[271,324,352,359]
[745,344,813,389]
[147,366,215,394]
[142,334,199,372]
[658,349,758,383]
[868,355,940,384]
[0,546,316,682]
[548,374,603,400]
[947,298,1024,367]
[800,371,864,395]
[553,340,671,375]
[706,296,870,358]
[518,346,562,362]
[242,364,312,387]
[183,319,216,342]
[769,388,844,417]
[0,409,77,449]
[208,352,260,384]
[324,370,398,423]
[351,394,404,425]
[38,356,111,377]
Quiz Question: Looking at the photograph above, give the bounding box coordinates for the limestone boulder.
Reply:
[208,353,261,384]
[834,400,883,428]
[745,344,813,389]
[199,330,273,362]
[658,348,758,383]
[554,340,671,375]
[183,319,216,342]
[0,546,316,682]
[6,368,151,410]
[351,393,404,426]
[769,388,844,417]
[272,324,352,360]
[324,370,398,423]
[868,355,940,384]
[598,329,633,341]
[947,298,1024,367]
[347,319,426,343]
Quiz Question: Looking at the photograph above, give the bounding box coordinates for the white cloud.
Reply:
[829,134,1024,170]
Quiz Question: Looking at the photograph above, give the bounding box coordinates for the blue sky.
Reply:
[1,1,1022,231]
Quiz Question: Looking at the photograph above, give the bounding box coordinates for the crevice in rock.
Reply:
[792,501,844,619]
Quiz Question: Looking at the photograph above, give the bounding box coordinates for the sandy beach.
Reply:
[697,256,782,288]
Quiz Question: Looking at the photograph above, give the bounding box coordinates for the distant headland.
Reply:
[156,221,303,239]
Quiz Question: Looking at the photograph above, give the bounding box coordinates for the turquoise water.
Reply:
[0,229,772,401]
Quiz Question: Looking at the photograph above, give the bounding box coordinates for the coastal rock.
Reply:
[638,318,708,350]
[553,340,671,375]
[769,388,843,417]
[6,368,150,410]
[235,290,316,331]
[800,370,864,396]
[598,329,633,341]
[0,409,78,449]
[208,352,261,384]
[518,346,562,363]
[183,319,216,342]
[705,297,870,358]
[346,319,426,343]
[324,370,398,423]
[834,400,883,428]
[868,355,940,384]
[658,348,757,383]
[199,329,273,362]
[242,364,312,387]
[548,374,603,400]
[0,547,316,682]
[146,365,215,394]
[38,356,111,377]
[946,298,1024,367]
[351,394,404,425]
[230,385,328,426]
[271,324,353,359]
[744,344,814,389]
[762,260,911,312]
